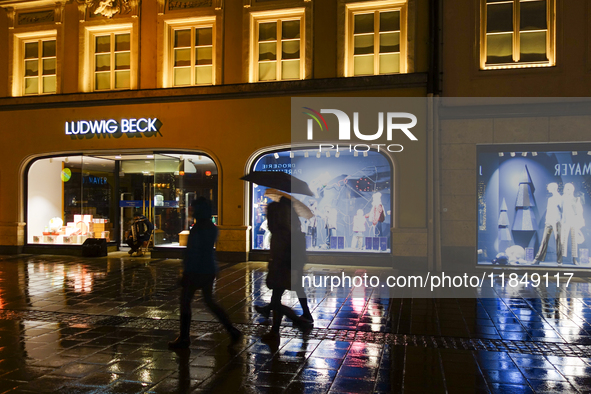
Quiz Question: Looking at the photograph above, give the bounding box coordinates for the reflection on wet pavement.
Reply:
[0,255,591,392]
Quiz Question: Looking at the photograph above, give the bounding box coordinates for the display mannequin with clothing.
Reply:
[533,183,563,265]
[561,183,583,265]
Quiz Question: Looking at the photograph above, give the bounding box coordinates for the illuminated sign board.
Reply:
[65,118,161,135]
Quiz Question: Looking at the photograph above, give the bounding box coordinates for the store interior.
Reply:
[27,152,217,249]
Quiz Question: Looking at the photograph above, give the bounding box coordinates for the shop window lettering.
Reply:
[555,163,591,176]
[83,176,107,185]
[261,164,296,170]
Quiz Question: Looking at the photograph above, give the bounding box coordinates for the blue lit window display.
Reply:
[251,149,392,253]
[478,146,591,268]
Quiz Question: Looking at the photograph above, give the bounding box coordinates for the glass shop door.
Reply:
[118,158,155,246]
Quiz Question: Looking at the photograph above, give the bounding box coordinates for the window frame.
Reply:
[13,30,58,96]
[164,17,217,88]
[480,0,556,70]
[92,31,131,91]
[249,8,306,83]
[84,24,136,92]
[345,1,408,77]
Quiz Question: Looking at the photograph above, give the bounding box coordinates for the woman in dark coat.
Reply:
[263,196,313,341]
[169,197,241,349]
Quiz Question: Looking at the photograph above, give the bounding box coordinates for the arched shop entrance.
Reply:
[25,152,218,254]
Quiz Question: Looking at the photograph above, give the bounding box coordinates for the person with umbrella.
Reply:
[262,195,313,341]
[254,189,315,327]
[241,172,315,341]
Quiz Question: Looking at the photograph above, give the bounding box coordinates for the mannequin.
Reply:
[324,206,338,248]
[307,200,318,248]
[352,209,367,250]
[533,183,563,265]
[260,219,271,249]
[365,192,386,237]
[561,183,583,265]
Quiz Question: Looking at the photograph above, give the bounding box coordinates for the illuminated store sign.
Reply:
[65,118,160,135]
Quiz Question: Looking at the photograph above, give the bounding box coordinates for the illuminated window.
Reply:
[22,38,56,95]
[93,32,131,90]
[346,2,406,76]
[482,0,555,69]
[250,9,305,82]
[172,27,214,86]
[164,17,216,87]
[12,31,57,96]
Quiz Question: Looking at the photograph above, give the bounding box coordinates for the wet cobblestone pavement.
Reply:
[2,255,591,392]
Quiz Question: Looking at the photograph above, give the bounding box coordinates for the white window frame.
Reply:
[12,30,57,96]
[83,24,135,92]
[249,8,306,83]
[480,0,555,70]
[345,1,408,77]
[164,17,216,88]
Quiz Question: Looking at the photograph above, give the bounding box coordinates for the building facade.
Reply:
[439,0,591,271]
[0,0,435,266]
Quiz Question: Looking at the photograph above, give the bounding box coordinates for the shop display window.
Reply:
[250,149,392,253]
[26,153,217,248]
[477,145,591,268]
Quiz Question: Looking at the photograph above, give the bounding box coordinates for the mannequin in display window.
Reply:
[307,200,318,248]
[533,183,563,265]
[561,183,583,265]
[365,192,386,237]
[352,209,367,250]
[260,219,271,249]
[324,206,338,248]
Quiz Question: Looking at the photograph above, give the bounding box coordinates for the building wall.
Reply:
[442,0,591,97]
[440,109,591,268]
[0,0,432,263]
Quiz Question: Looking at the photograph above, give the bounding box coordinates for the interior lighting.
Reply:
[335,151,340,158]
[532,152,538,156]
[115,155,122,159]
[354,151,358,157]
[363,151,368,157]
[572,151,578,156]
[274,152,279,159]
[498,152,504,157]
[521,152,527,157]
[304,151,309,158]
[326,152,330,157]
[64,157,69,163]
[510,152,516,157]
[147,155,154,159]
[316,151,321,158]
[289,151,294,158]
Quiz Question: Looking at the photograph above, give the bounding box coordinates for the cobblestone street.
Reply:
[1,254,591,393]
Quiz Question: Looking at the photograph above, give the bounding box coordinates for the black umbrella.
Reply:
[241,171,314,196]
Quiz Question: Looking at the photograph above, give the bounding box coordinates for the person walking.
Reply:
[262,196,313,342]
[169,197,241,350]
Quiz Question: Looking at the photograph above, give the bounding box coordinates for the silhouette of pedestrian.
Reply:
[262,196,313,342]
[169,197,241,349]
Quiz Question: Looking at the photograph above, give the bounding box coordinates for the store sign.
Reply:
[65,118,161,136]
